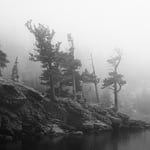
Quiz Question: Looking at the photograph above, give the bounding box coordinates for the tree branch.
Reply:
[117,83,122,92]
[115,56,121,71]
[109,87,114,90]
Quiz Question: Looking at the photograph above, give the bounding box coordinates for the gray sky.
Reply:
[1,0,150,92]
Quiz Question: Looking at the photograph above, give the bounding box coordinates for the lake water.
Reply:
[1,130,150,150]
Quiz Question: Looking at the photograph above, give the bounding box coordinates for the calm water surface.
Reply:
[1,130,150,150]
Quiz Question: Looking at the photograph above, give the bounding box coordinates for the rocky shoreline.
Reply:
[0,79,150,141]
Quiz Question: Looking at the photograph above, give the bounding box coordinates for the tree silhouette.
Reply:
[66,34,81,99]
[57,49,81,97]
[25,20,61,100]
[0,49,9,77]
[102,49,126,111]
[11,57,19,81]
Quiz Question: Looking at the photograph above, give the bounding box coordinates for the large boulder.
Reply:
[71,131,83,136]
[81,120,112,132]
[128,120,146,129]
[117,112,130,122]
[107,115,122,128]
[0,79,50,138]
[50,124,65,136]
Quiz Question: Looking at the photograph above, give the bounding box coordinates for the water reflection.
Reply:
[1,130,150,150]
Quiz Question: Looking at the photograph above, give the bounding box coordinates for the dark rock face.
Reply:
[0,79,49,139]
[0,79,149,139]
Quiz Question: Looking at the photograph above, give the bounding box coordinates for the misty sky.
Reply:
[1,0,150,93]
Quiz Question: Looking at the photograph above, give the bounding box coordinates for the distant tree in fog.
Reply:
[0,49,9,77]
[81,68,100,103]
[25,20,61,100]
[102,49,126,111]
[58,34,81,99]
[11,57,19,81]
[100,89,112,108]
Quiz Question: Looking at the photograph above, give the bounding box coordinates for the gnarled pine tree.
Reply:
[25,20,61,100]
[102,49,126,111]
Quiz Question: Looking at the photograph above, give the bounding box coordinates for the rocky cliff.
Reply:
[0,79,149,140]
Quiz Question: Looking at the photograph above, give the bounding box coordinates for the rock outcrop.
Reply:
[0,79,149,140]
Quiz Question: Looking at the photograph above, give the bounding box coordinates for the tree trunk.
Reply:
[58,81,62,97]
[72,71,76,99]
[114,81,118,112]
[49,63,55,100]
[0,69,2,77]
[94,82,99,103]
[58,82,61,97]
[50,73,55,100]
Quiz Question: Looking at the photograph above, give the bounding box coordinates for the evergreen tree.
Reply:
[102,49,126,111]
[66,34,81,99]
[0,49,9,77]
[57,50,81,97]
[11,57,19,81]
[25,20,61,100]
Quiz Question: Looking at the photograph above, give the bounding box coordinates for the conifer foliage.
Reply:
[57,46,81,97]
[0,49,9,77]
[25,20,61,99]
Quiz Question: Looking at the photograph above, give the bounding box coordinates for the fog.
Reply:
[1,0,150,120]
